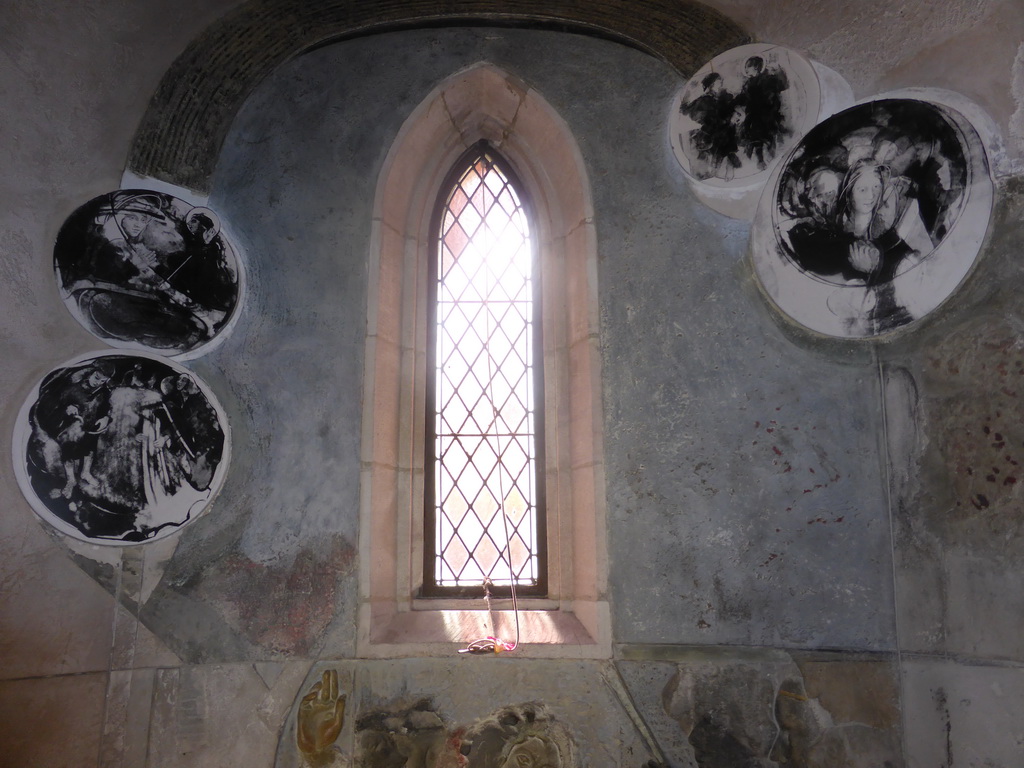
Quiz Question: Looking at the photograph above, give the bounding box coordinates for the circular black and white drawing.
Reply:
[752,97,993,338]
[13,352,230,544]
[672,44,819,187]
[54,190,241,357]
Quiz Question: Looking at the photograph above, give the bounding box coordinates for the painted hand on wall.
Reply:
[297,669,347,762]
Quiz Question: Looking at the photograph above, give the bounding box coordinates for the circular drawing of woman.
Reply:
[54,190,241,357]
[14,352,230,544]
[754,97,992,337]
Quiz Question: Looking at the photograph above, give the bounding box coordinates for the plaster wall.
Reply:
[706,0,1024,172]
[2,3,1024,766]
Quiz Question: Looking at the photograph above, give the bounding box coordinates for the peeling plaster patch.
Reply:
[195,535,356,656]
[914,320,1024,562]
[930,333,1024,518]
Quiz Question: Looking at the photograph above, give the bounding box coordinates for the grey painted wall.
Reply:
[3,4,1024,766]
[208,25,894,655]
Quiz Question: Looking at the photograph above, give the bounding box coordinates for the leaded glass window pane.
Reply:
[425,145,545,595]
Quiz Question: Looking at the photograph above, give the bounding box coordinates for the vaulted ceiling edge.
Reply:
[126,0,750,192]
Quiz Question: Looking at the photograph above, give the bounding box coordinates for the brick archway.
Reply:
[127,0,748,192]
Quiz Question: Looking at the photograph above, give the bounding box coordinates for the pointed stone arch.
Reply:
[358,63,610,656]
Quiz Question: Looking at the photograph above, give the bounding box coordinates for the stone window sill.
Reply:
[358,600,610,659]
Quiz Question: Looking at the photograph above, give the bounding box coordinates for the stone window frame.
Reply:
[357,64,610,658]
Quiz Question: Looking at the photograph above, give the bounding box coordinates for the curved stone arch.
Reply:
[127,0,749,192]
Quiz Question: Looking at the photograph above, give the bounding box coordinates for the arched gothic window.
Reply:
[359,65,609,656]
[424,143,546,597]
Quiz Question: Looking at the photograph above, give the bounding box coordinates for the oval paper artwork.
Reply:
[54,190,241,357]
[672,44,820,188]
[13,352,230,544]
[751,97,993,338]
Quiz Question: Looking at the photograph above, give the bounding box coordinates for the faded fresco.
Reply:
[354,699,457,768]
[673,45,816,185]
[14,352,229,544]
[752,97,992,337]
[54,190,241,356]
[459,702,577,768]
[354,700,578,768]
[288,683,580,768]
[280,659,902,768]
[659,661,901,767]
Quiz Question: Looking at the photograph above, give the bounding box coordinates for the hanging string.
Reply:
[457,402,522,655]
[459,155,522,655]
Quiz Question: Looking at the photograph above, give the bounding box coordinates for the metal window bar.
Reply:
[423,143,547,598]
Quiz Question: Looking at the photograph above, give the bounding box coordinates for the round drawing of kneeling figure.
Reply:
[54,190,242,357]
[13,352,230,544]
[752,97,993,338]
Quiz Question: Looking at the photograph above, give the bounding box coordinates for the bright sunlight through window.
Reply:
[424,146,546,595]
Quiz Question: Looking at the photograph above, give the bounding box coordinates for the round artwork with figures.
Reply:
[672,44,820,188]
[54,190,242,357]
[751,96,993,338]
[13,352,230,544]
